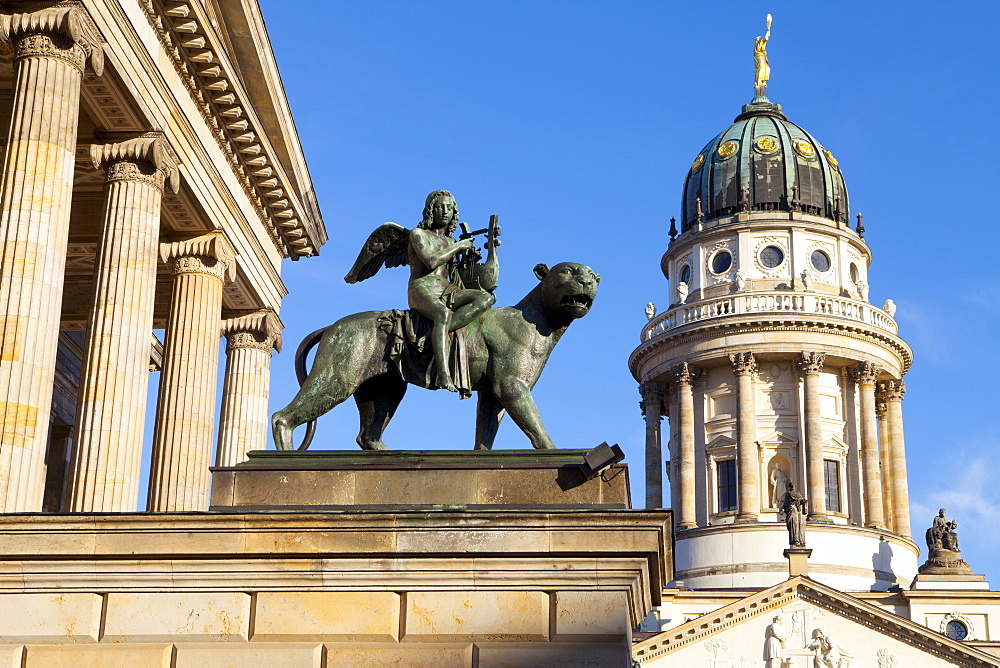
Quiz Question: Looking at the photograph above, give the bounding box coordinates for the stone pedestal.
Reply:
[910,572,990,591]
[784,547,813,577]
[211,449,630,509]
[918,548,973,576]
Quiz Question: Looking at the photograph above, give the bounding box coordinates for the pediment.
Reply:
[633,577,996,667]
[706,435,737,450]
[757,431,797,446]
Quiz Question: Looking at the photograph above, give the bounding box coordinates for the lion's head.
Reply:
[534,262,600,319]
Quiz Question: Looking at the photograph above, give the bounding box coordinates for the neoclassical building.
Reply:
[0,0,324,514]
[629,29,1000,667]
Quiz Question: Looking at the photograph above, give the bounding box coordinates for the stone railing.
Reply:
[642,292,898,341]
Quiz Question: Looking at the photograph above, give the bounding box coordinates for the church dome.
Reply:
[681,100,849,232]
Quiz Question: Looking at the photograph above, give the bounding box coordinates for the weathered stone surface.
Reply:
[0,593,101,642]
[253,592,400,641]
[103,593,250,641]
[0,646,20,668]
[474,642,627,667]
[23,644,172,667]
[175,642,322,668]
[324,644,474,667]
[553,591,629,641]
[404,591,549,641]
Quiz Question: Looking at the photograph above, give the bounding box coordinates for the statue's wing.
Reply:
[343,223,409,283]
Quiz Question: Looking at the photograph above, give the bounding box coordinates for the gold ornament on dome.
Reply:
[794,140,815,157]
[825,150,839,167]
[690,154,705,172]
[717,141,738,159]
[755,136,778,153]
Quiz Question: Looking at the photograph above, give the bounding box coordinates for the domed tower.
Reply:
[629,24,917,591]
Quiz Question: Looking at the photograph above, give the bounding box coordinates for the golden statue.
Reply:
[754,14,773,93]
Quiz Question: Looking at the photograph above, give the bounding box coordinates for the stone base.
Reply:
[783,547,813,577]
[911,572,990,591]
[918,549,973,575]
[0,510,670,667]
[210,449,630,510]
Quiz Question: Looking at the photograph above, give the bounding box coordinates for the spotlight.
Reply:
[581,442,625,483]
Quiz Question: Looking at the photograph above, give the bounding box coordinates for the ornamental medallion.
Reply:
[717,141,738,159]
[755,135,778,153]
[690,154,705,172]
[794,139,815,157]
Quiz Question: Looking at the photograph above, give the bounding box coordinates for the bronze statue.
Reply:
[754,14,773,96]
[343,190,499,392]
[780,481,807,547]
[271,191,599,451]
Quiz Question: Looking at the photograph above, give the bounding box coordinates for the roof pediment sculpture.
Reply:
[272,190,599,451]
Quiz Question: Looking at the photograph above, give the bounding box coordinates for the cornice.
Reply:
[629,315,912,380]
[138,0,323,260]
[633,576,998,666]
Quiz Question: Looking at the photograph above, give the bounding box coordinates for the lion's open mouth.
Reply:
[561,293,593,314]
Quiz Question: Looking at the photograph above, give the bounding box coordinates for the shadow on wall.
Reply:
[871,536,896,592]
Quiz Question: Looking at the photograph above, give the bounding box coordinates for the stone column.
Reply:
[639,381,667,509]
[797,352,828,521]
[216,309,283,467]
[852,362,885,529]
[730,352,759,522]
[879,380,911,538]
[67,134,179,512]
[148,232,237,511]
[0,6,103,511]
[671,363,701,529]
[877,400,895,532]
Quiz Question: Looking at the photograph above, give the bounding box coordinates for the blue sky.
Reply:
[253,1,1000,581]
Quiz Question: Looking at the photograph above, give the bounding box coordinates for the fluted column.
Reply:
[671,363,701,529]
[730,352,759,522]
[639,381,667,509]
[67,134,180,512]
[0,5,104,511]
[797,352,828,521]
[876,400,895,532]
[148,232,237,511]
[879,380,910,538]
[852,362,885,529]
[216,309,283,467]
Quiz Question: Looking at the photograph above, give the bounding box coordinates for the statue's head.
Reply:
[775,462,782,471]
[533,262,600,319]
[419,190,459,235]
[787,482,795,491]
[939,508,947,516]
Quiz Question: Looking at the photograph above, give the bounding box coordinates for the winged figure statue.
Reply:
[343,190,499,392]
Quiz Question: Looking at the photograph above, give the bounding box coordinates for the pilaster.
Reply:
[851,362,885,529]
[68,133,179,512]
[797,352,828,522]
[148,232,237,511]
[730,352,759,522]
[0,3,104,511]
[216,309,283,467]
[638,381,667,509]
[878,379,910,538]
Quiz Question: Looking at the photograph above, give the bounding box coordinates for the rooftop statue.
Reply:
[754,14,773,98]
[271,190,599,451]
[780,481,808,547]
[919,508,973,574]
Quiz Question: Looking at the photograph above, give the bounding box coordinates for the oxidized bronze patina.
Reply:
[271,191,598,451]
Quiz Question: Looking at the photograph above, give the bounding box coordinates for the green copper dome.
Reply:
[681,101,849,232]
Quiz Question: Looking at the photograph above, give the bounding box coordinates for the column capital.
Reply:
[729,352,758,376]
[160,231,237,283]
[0,3,104,75]
[638,380,667,404]
[221,308,283,353]
[875,400,887,420]
[797,351,826,376]
[877,379,906,402]
[91,131,180,193]
[851,361,883,387]
[669,362,704,386]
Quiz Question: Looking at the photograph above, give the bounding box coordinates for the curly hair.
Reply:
[418,189,459,236]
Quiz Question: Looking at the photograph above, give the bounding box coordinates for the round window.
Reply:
[759,246,784,268]
[849,263,859,283]
[810,250,831,272]
[680,265,691,285]
[945,620,968,640]
[711,250,733,274]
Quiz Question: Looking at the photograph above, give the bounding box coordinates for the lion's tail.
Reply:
[294,326,327,451]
